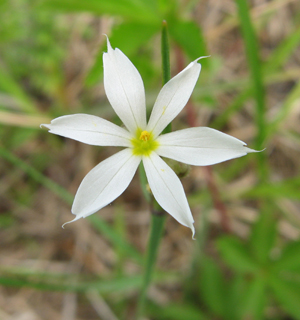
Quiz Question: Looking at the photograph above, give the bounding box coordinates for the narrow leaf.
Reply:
[217,236,259,273]
[169,20,208,61]
[273,241,300,272]
[199,256,226,316]
[250,211,277,265]
[239,276,266,319]
[270,277,300,320]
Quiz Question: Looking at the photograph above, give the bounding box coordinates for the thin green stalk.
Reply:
[137,212,166,318]
[161,20,171,134]
[161,20,171,85]
[137,20,171,319]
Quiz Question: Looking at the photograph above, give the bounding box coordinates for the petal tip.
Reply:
[40,123,50,130]
[103,34,113,53]
[194,55,210,65]
[191,225,196,240]
[62,215,81,228]
[244,146,265,154]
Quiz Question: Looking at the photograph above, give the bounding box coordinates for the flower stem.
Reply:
[161,20,172,135]
[136,210,166,319]
[137,20,171,319]
[161,20,171,85]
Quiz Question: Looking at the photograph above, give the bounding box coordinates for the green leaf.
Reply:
[199,256,226,317]
[270,277,300,320]
[239,276,266,320]
[223,274,247,320]
[40,0,160,23]
[0,268,144,293]
[268,80,300,137]
[249,211,277,265]
[0,64,36,113]
[273,241,300,271]
[264,25,300,73]
[169,20,208,61]
[244,177,300,200]
[148,302,207,320]
[217,236,259,273]
[85,21,159,87]
[110,22,159,56]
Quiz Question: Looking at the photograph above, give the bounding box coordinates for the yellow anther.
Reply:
[139,131,150,141]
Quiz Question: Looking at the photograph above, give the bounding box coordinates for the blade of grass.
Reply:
[0,270,143,293]
[0,266,176,293]
[267,80,300,137]
[0,64,37,113]
[264,25,300,73]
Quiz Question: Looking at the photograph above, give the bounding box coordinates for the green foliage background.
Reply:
[1,0,300,319]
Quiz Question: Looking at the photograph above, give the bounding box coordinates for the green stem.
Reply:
[161,20,171,85]
[137,212,166,318]
[161,20,172,135]
[137,20,171,319]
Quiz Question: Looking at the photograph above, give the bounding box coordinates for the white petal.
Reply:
[147,57,206,137]
[41,114,132,147]
[143,152,195,237]
[156,127,257,166]
[65,149,141,225]
[103,38,146,133]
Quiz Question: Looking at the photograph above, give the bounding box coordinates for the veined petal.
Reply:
[156,127,257,166]
[65,149,141,225]
[103,38,146,133]
[143,152,195,237]
[147,57,206,138]
[41,114,132,147]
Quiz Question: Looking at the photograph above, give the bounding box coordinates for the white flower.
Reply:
[41,38,256,237]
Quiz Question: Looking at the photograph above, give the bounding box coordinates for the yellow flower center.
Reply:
[139,131,150,141]
[131,129,159,156]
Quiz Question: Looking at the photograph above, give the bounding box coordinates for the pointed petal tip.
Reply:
[195,55,211,63]
[62,215,81,228]
[244,146,265,154]
[191,225,196,240]
[40,123,50,130]
[103,34,113,53]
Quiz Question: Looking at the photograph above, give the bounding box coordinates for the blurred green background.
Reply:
[1,0,300,319]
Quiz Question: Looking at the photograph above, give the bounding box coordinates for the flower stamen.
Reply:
[139,131,150,141]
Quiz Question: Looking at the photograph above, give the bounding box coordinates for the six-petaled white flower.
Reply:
[41,38,256,237]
